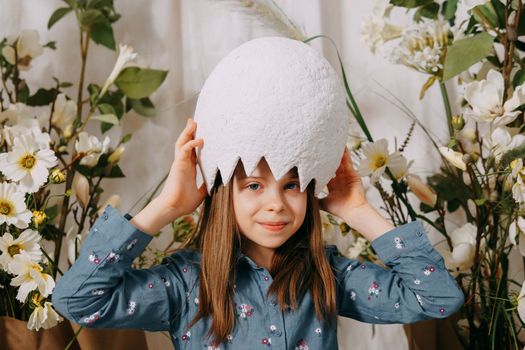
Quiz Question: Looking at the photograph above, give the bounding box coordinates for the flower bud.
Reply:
[108,145,125,164]
[50,168,65,183]
[32,210,47,226]
[73,173,90,208]
[407,174,437,207]
[451,115,465,131]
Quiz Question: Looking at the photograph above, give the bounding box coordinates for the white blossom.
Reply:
[0,182,32,228]
[99,44,137,97]
[1,30,44,70]
[9,252,55,302]
[0,229,42,272]
[27,301,63,331]
[51,93,77,130]
[439,147,467,171]
[74,132,110,167]
[357,138,407,183]
[361,0,403,54]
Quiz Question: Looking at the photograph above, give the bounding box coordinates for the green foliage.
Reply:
[390,0,434,8]
[414,2,439,21]
[128,97,156,117]
[115,67,168,99]
[27,88,57,106]
[442,32,494,81]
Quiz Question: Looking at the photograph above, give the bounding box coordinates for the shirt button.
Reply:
[102,212,109,220]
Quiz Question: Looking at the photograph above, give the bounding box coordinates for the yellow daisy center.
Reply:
[8,244,21,257]
[19,154,36,170]
[373,155,387,169]
[0,200,13,216]
[31,293,44,308]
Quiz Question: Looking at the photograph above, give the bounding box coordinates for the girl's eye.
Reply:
[285,182,300,190]
[247,183,260,191]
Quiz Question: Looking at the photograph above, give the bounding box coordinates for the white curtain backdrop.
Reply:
[3,1,506,349]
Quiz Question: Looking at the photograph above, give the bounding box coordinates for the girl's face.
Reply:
[232,159,307,256]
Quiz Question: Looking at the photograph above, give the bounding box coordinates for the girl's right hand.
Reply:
[156,118,208,218]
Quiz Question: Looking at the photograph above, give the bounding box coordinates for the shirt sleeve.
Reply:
[328,220,464,324]
[52,204,191,331]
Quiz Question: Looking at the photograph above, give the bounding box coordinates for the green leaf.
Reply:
[44,204,58,221]
[129,97,156,116]
[115,67,168,99]
[474,3,499,28]
[91,113,119,125]
[442,0,458,24]
[48,7,73,29]
[60,81,73,88]
[475,198,486,206]
[90,20,116,50]
[414,3,439,21]
[44,41,57,49]
[80,9,105,29]
[107,165,125,178]
[27,88,57,106]
[443,32,494,81]
[390,0,433,8]
[98,102,115,115]
[512,69,525,88]
[121,133,132,143]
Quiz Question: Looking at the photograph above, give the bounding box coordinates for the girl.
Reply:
[52,118,465,349]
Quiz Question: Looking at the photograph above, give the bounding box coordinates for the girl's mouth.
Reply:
[259,223,287,232]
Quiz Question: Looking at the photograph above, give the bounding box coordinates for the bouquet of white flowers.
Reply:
[0,0,167,334]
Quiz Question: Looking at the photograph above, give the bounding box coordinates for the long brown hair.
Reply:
[177,163,337,346]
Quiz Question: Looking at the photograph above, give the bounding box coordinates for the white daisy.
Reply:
[0,229,42,272]
[0,182,32,228]
[357,138,406,183]
[74,132,110,167]
[27,300,63,331]
[9,251,55,302]
[0,134,57,193]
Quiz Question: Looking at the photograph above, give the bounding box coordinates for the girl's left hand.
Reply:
[319,146,369,219]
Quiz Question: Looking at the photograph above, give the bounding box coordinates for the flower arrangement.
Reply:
[0,0,167,333]
[355,0,525,348]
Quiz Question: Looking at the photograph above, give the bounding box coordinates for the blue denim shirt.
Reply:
[52,204,464,350]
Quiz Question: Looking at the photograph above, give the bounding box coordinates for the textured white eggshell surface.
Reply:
[194,36,349,197]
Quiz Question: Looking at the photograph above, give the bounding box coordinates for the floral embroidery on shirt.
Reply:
[194,297,199,305]
[349,290,357,301]
[394,302,400,309]
[261,338,272,346]
[106,251,120,263]
[127,301,136,315]
[237,303,254,319]
[423,265,436,275]
[414,279,421,285]
[181,331,191,341]
[147,282,154,289]
[88,252,100,264]
[91,288,105,295]
[226,334,233,343]
[161,276,170,287]
[126,238,138,251]
[205,344,221,350]
[439,307,445,315]
[182,267,188,273]
[367,281,381,300]
[295,339,309,350]
[359,264,367,270]
[315,327,322,336]
[83,311,101,324]
[394,236,405,249]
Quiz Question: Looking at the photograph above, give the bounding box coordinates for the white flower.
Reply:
[27,301,63,331]
[9,252,55,302]
[463,70,525,126]
[357,138,407,183]
[391,19,450,75]
[74,132,110,167]
[0,134,57,193]
[65,226,82,265]
[382,154,413,181]
[51,93,77,130]
[0,182,32,228]
[99,44,137,97]
[347,237,369,259]
[361,0,403,54]
[487,127,525,163]
[517,280,525,324]
[443,223,477,272]
[439,147,467,171]
[1,30,44,70]
[3,125,52,150]
[509,217,525,256]
[513,175,525,204]
[463,0,489,10]
[0,102,33,125]
[0,229,42,272]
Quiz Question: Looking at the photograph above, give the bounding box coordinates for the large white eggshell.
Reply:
[194,36,349,197]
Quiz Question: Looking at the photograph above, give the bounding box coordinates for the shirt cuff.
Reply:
[370,220,431,263]
[88,204,153,260]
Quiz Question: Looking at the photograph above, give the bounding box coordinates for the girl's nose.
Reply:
[264,188,286,211]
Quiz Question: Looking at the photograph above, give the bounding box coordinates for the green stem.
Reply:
[439,81,454,137]
[65,325,83,350]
